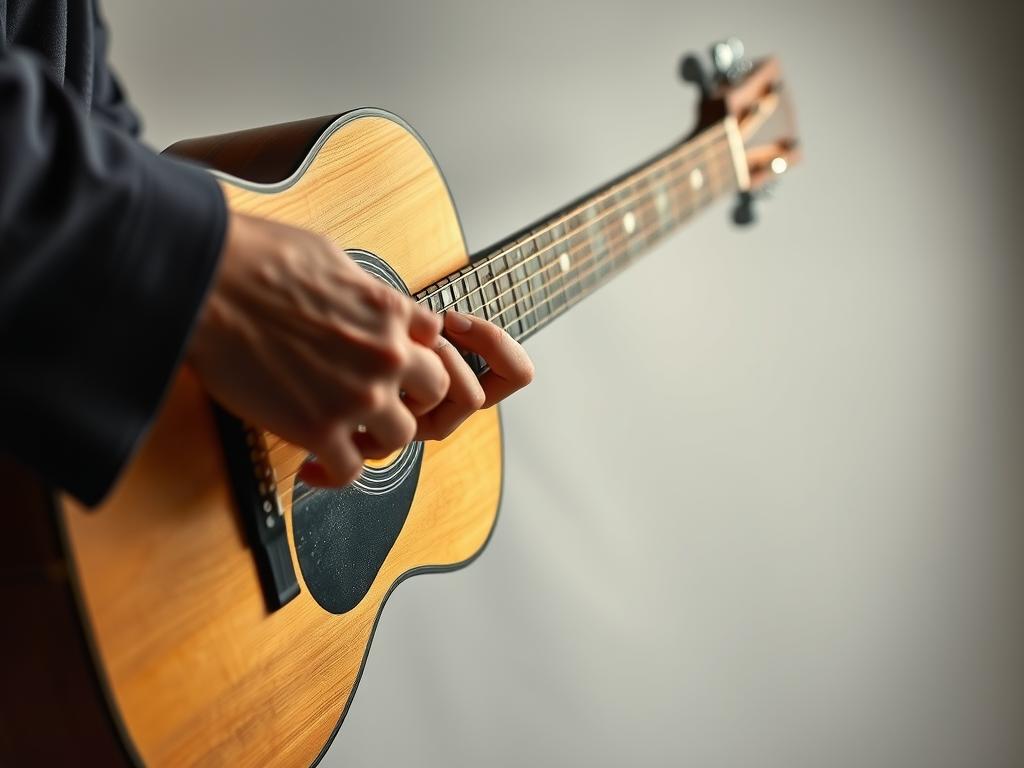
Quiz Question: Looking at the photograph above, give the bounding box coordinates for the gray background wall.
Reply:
[102,1,1023,766]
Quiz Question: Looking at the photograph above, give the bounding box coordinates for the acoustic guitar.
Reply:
[1,39,799,766]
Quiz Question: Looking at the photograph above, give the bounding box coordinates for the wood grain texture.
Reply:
[0,456,131,767]
[60,113,503,767]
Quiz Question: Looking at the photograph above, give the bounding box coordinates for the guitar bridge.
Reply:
[213,406,300,611]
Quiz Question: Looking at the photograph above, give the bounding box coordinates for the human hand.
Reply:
[413,310,534,441]
[187,211,533,488]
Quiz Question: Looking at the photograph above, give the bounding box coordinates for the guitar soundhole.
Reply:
[290,250,424,614]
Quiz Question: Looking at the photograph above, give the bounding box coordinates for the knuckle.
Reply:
[367,282,407,316]
[373,336,409,376]
[362,281,389,308]
[432,367,452,402]
[356,383,389,412]
[256,258,283,286]
[274,238,301,265]
[415,303,441,328]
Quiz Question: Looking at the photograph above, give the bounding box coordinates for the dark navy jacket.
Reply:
[0,0,226,505]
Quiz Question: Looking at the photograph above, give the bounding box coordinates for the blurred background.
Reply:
[103,1,1023,765]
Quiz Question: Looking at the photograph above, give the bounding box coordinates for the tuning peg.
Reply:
[710,37,752,83]
[679,53,711,97]
[731,191,756,226]
[732,151,791,226]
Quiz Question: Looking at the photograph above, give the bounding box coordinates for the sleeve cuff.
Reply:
[73,151,227,505]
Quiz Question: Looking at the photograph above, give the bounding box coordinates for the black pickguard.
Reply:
[291,249,423,615]
[291,447,422,615]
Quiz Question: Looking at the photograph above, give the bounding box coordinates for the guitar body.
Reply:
[1,48,798,766]
[2,110,503,767]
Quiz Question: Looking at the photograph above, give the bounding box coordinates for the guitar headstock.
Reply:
[682,38,800,224]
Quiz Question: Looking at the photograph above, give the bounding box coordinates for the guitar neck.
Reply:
[415,118,744,351]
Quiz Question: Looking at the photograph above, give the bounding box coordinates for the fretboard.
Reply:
[415,119,741,370]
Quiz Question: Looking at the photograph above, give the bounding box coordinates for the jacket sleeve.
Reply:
[0,47,227,506]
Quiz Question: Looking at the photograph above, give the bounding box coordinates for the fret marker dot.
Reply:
[656,191,669,213]
[622,211,636,235]
[689,168,705,190]
[559,253,571,273]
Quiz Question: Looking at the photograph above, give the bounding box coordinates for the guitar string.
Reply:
[410,140,729,325]
[416,122,730,310]
[282,152,736,501]
[268,143,733,464]
[429,144,733,323]
[266,138,734,458]
[416,121,729,307]
[425,148,733,350]
[433,145,735,325]
[503,148,733,331]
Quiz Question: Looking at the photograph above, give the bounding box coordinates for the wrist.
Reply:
[186,209,242,368]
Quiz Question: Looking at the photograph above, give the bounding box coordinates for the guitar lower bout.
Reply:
[57,109,505,767]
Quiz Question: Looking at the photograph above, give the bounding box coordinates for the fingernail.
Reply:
[445,310,473,333]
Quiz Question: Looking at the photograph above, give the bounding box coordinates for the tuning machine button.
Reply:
[731,191,756,226]
[711,37,752,83]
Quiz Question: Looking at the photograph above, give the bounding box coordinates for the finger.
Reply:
[408,300,442,346]
[443,311,534,407]
[399,343,450,416]
[297,430,363,488]
[356,398,418,457]
[415,336,486,441]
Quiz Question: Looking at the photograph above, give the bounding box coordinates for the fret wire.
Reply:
[485,148,735,334]
[494,252,519,337]
[486,252,504,330]
[506,246,523,331]
[418,140,735,320]
[508,246,528,337]
[522,237,548,326]
[539,227,566,317]
[416,122,730,306]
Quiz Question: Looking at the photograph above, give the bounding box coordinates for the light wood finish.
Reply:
[60,114,503,767]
